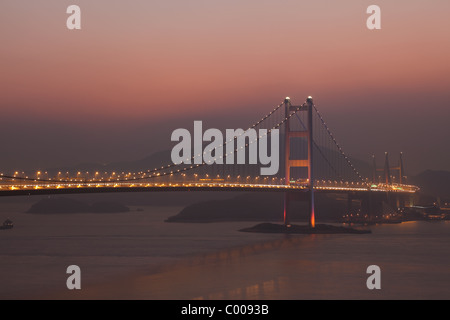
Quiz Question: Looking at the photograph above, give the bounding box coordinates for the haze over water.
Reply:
[1,204,449,300]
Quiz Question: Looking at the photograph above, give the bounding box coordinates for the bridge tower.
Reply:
[383,152,391,184]
[374,152,405,185]
[372,155,377,183]
[399,152,404,184]
[283,96,315,228]
[390,152,405,184]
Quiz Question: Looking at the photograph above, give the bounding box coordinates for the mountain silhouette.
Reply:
[409,170,450,200]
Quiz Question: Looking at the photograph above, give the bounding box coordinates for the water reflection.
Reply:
[38,221,450,300]
[48,234,315,299]
[194,278,284,300]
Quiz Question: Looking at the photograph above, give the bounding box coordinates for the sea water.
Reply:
[0,204,449,299]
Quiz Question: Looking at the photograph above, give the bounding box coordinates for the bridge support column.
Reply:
[307,97,315,228]
[283,96,315,228]
[395,194,400,209]
[347,194,353,214]
[408,194,415,207]
[309,190,315,228]
[283,192,290,225]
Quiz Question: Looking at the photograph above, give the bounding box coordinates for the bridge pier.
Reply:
[361,193,384,221]
[407,194,416,207]
[359,191,416,221]
[347,194,353,214]
[283,192,290,225]
[283,191,311,226]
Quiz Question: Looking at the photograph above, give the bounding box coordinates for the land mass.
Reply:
[165,192,348,223]
[239,222,371,234]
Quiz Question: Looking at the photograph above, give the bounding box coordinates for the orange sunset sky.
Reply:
[1,0,450,173]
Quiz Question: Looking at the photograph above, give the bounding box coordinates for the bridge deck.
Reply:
[0,181,418,197]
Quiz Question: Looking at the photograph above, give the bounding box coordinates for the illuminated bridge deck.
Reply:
[0,181,419,197]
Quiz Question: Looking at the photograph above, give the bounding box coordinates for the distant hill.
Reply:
[42,143,373,183]
[166,192,349,223]
[409,170,450,199]
[46,149,171,175]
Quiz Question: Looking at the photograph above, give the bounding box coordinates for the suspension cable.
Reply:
[293,112,343,180]
[2,101,288,184]
[312,105,365,182]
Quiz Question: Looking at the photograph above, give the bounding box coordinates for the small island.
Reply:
[239,222,371,234]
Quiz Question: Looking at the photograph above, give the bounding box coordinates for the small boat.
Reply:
[0,219,13,230]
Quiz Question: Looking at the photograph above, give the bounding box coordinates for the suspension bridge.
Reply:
[0,96,419,227]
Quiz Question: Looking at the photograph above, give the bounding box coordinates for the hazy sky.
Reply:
[1,0,450,175]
